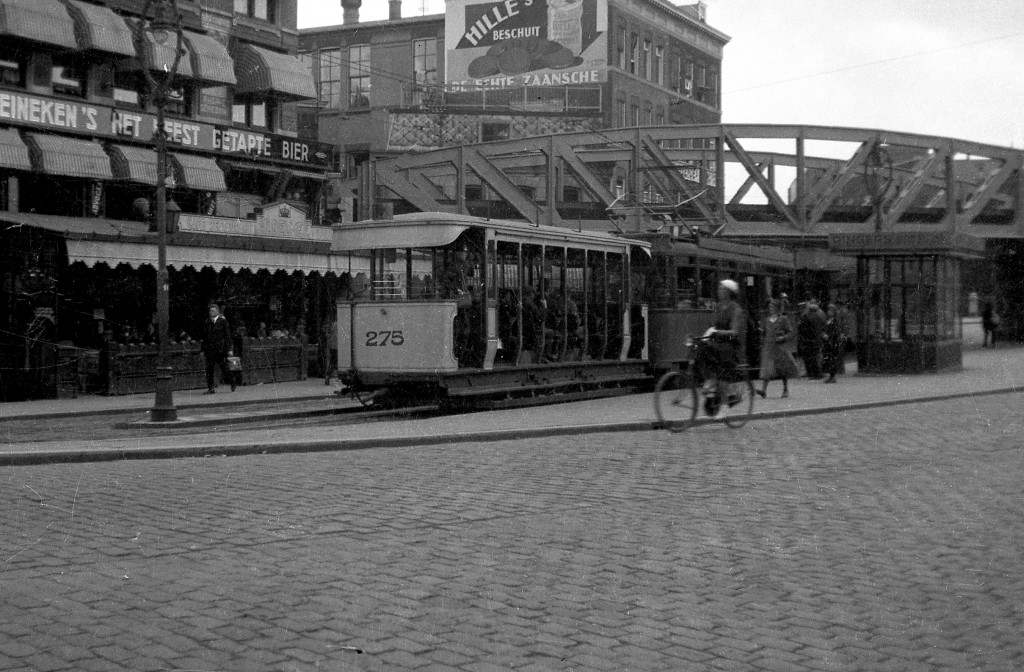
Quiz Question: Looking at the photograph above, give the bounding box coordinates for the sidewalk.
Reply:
[2,346,1021,465]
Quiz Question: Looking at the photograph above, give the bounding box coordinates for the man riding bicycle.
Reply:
[693,279,747,420]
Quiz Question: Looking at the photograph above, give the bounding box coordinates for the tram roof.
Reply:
[331,212,650,252]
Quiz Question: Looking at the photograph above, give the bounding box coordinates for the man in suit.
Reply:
[203,303,234,393]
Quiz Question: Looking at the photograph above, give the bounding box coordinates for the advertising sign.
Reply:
[0,87,332,168]
[445,0,607,90]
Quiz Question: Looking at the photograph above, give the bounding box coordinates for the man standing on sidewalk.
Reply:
[203,303,234,393]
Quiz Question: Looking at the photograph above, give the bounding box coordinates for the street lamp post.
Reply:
[132,0,184,422]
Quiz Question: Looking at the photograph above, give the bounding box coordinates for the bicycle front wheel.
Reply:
[723,378,755,428]
[654,370,699,432]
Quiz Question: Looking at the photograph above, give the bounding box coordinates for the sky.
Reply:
[296,0,1024,148]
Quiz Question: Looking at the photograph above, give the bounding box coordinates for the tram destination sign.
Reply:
[446,0,607,90]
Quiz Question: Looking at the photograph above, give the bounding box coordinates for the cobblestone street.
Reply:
[2,394,1022,671]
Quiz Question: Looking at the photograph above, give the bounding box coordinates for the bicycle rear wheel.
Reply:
[723,378,755,428]
[654,370,698,432]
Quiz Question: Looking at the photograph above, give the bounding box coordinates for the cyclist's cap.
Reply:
[719,279,739,293]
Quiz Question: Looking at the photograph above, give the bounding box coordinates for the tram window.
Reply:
[408,248,434,299]
[566,248,586,359]
[370,248,407,299]
[698,267,717,307]
[586,251,606,359]
[605,252,624,358]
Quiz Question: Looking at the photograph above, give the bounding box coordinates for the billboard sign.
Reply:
[445,0,607,90]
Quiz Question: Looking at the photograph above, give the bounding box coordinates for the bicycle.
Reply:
[654,335,755,431]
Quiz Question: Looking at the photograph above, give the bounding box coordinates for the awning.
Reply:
[66,239,347,274]
[232,43,316,100]
[170,152,227,191]
[124,30,195,79]
[0,127,31,171]
[182,31,236,86]
[107,144,164,185]
[333,224,469,251]
[0,0,76,49]
[25,133,113,179]
[64,0,135,56]
[284,167,328,182]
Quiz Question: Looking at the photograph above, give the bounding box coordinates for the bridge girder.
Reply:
[353,124,1024,241]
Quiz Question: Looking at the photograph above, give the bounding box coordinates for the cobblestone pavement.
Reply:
[2,394,1022,671]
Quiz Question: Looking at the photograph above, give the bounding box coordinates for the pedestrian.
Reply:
[756,298,798,399]
[821,303,845,383]
[982,297,999,347]
[320,318,338,384]
[797,300,824,379]
[202,303,234,394]
[231,321,247,388]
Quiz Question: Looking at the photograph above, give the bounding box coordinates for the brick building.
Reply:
[0,0,348,400]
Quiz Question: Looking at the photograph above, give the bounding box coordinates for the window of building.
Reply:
[616,98,626,127]
[629,33,638,75]
[232,100,274,128]
[630,104,640,127]
[317,48,342,108]
[0,48,26,88]
[642,105,652,126]
[465,184,483,200]
[654,46,663,86]
[235,0,276,21]
[642,39,651,80]
[481,122,510,143]
[685,61,694,95]
[166,85,192,116]
[349,44,371,108]
[51,56,86,98]
[563,186,581,203]
[671,53,681,93]
[112,70,141,107]
[414,38,437,87]
[698,63,707,88]
[616,26,626,69]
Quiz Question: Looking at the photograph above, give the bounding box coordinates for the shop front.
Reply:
[1,204,349,400]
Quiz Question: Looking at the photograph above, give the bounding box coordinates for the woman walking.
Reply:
[757,298,799,399]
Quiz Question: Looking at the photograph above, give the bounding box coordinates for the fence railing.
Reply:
[402,85,603,113]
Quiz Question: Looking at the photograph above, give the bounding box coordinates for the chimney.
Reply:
[341,0,361,24]
[389,0,401,20]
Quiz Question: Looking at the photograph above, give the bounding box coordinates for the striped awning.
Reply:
[0,0,76,49]
[25,133,113,179]
[170,152,227,191]
[107,144,171,185]
[66,239,347,274]
[232,43,316,100]
[0,127,31,171]
[65,0,135,56]
[129,30,195,79]
[182,31,236,86]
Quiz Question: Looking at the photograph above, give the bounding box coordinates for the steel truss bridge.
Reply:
[351,124,1024,249]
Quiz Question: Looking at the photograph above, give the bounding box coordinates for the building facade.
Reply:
[0,0,346,400]
[297,0,728,218]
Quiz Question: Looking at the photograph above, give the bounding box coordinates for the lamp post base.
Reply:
[150,365,178,422]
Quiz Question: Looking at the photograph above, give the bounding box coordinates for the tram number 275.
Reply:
[365,330,405,347]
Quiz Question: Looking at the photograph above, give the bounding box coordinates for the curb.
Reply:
[2,384,1021,466]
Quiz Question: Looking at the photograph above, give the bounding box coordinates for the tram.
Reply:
[330,212,796,406]
[331,213,653,406]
